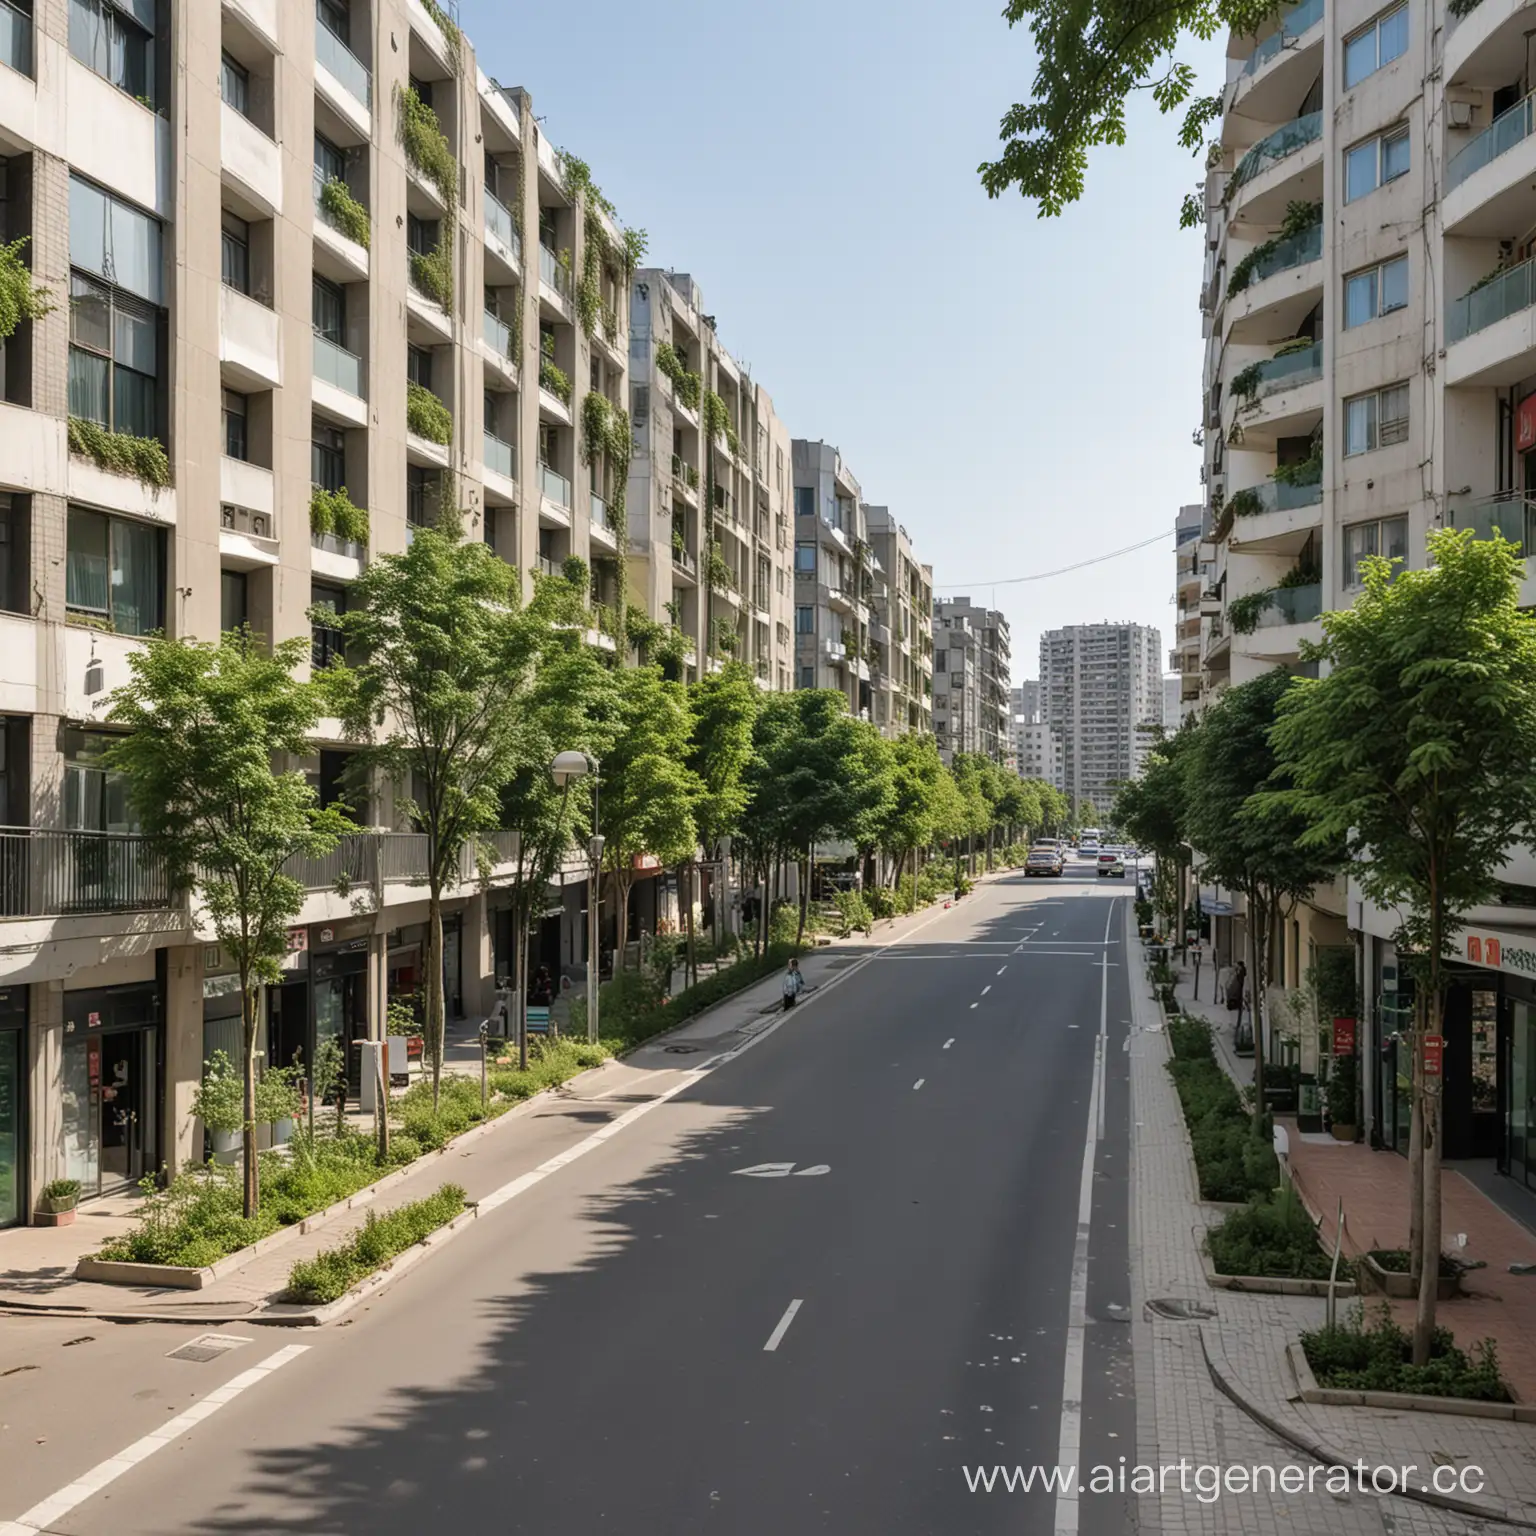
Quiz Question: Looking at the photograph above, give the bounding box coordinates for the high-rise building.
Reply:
[1010,682,1042,723]
[932,598,1011,763]
[864,507,934,737]
[1039,625,1163,811]
[1171,503,1205,721]
[1163,676,1181,727]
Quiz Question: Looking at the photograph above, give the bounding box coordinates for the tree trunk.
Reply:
[513,891,529,1074]
[424,884,446,1113]
[613,869,630,976]
[1247,899,1265,1130]
[684,859,697,993]
[241,971,258,1219]
[1414,1011,1444,1366]
[796,844,810,944]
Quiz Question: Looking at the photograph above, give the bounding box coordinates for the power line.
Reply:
[933,528,1175,589]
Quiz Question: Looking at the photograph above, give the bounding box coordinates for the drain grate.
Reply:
[166,1333,252,1364]
[1145,1297,1217,1322]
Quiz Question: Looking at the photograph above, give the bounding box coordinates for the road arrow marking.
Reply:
[733,1163,796,1178]
[792,1165,830,1177]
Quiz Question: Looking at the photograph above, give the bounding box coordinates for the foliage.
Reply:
[0,236,50,344]
[1113,722,1192,860]
[688,663,759,857]
[67,416,170,487]
[705,545,736,592]
[40,1178,81,1209]
[1327,1055,1357,1124]
[419,0,461,64]
[1228,361,1265,402]
[1227,201,1322,296]
[254,1063,303,1124]
[318,177,370,248]
[1226,591,1270,634]
[406,381,453,445]
[834,888,875,936]
[410,239,454,310]
[540,355,572,403]
[191,1050,246,1135]
[286,1184,467,1304]
[310,485,369,546]
[1302,1304,1510,1400]
[1206,1185,1338,1279]
[1165,1013,1279,1201]
[397,84,457,208]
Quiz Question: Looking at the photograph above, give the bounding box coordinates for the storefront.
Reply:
[60,979,162,1198]
[312,936,369,1094]
[0,987,25,1227]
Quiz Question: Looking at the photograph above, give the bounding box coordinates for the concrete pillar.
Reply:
[462,892,494,1019]
[162,944,204,1177]
[26,982,62,1216]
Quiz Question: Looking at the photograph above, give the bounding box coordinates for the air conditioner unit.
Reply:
[221,504,273,542]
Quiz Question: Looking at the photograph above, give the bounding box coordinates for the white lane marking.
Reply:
[1103,899,1116,944]
[943,1038,955,1050]
[763,1299,803,1352]
[734,1163,796,1178]
[913,1078,925,1091]
[1096,921,1110,1143]
[792,1164,830,1177]
[970,1001,979,1009]
[997,966,1008,975]
[981,984,992,997]
[0,1344,310,1536]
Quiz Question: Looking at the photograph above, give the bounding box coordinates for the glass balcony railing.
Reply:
[1249,341,1322,397]
[1230,472,1322,518]
[1447,491,1536,550]
[312,331,364,397]
[1242,223,1322,290]
[1231,111,1322,190]
[1239,0,1324,78]
[315,17,371,109]
[539,460,570,509]
[484,191,521,261]
[0,0,33,78]
[483,431,515,480]
[539,243,570,298]
[536,554,559,578]
[590,491,610,531]
[1448,258,1536,343]
[1255,582,1323,627]
[483,310,515,362]
[1448,92,1534,192]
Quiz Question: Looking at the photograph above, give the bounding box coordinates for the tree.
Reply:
[1268,530,1536,1364]
[107,633,353,1216]
[1115,723,1196,928]
[978,0,1276,221]
[1077,798,1102,830]
[326,530,537,1110]
[876,733,948,896]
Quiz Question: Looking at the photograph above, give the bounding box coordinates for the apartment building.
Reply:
[1010,682,1041,723]
[0,0,660,1225]
[1039,624,1162,812]
[627,270,795,690]
[1171,503,1206,721]
[864,507,934,737]
[1013,718,1065,789]
[932,598,1011,763]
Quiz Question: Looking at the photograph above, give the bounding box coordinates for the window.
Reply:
[1343,515,1408,585]
[220,51,248,116]
[314,132,345,194]
[406,465,434,527]
[794,541,816,575]
[68,273,158,438]
[1344,126,1409,203]
[794,605,814,635]
[69,0,155,106]
[220,570,247,634]
[312,275,343,342]
[407,344,432,390]
[65,507,163,636]
[1344,5,1407,88]
[0,497,26,616]
[221,212,249,295]
[222,390,247,460]
[483,504,497,548]
[1343,255,1408,328]
[1344,382,1410,455]
[406,212,438,261]
[63,729,136,834]
[317,0,349,43]
[311,582,346,670]
[794,486,814,518]
[798,665,814,689]
[312,423,345,491]
[69,176,162,305]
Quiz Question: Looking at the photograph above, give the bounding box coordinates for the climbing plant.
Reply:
[397,85,457,208]
[309,485,369,546]
[0,237,52,343]
[68,417,170,488]
[420,0,461,67]
[406,381,453,445]
[410,238,453,310]
[318,178,371,248]
[1226,201,1321,298]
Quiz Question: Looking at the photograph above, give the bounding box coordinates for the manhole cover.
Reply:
[1145,1298,1217,1322]
[664,1044,704,1054]
[166,1333,252,1364]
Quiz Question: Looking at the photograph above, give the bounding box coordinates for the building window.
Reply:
[407,344,432,390]
[1344,382,1410,455]
[1344,4,1408,88]
[220,569,248,634]
[220,51,248,116]
[794,541,816,575]
[1343,255,1407,328]
[1343,514,1408,586]
[794,486,814,518]
[312,423,345,491]
[316,0,349,44]
[69,176,163,306]
[314,131,345,191]
[65,506,163,636]
[69,0,156,107]
[0,497,27,617]
[406,465,435,528]
[221,211,250,295]
[1344,126,1409,203]
[222,390,247,460]
[312,275,344,342]
[795,605,814,635]
[798,665,813,689]
[68,273,158,439]
[311,582,346,670]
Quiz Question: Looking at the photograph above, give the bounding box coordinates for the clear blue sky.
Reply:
[457,0,1228,688]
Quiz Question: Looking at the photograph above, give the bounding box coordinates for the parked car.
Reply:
[1097,852,1126,878]
[1026,848,1063,876]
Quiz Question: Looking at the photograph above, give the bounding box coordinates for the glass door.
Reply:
[1513,1002,1535,1190]
[0,1027,20,1227]
[62,1036,100,1193]
[98,1028,153,1191]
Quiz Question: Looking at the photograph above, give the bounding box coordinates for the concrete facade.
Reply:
[932,598,1010,763]
[863,507,934,737]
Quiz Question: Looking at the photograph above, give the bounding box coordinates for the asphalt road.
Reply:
[0,863,1136,1536]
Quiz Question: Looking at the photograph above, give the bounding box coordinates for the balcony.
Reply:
[311,172,370,282]
[0,0,32,78]
[1223,222,1322,343]
[1239,582,1323,659]
[287,831,430,893]
[1444,91,1536,237]
[484,190,521,273]
[672,546,698,584]
[538,244,571,312]
[1446,0,1536,90]
[1230,0,1324,123]
[221,100,282,217]
[536,554,559,578]
[1229,341,1322,443]
[672,454,699,504]
[1228,112,1323,224]
[1446,489,1536,550]
[483,430,516,488]
[220,285,282,390]
[1226,474,1322,554]
[590,490,615,541]
[482,310,518,382]
[0,828,172,917]
[1446,258,1536,385]
[312,332,366,425]
[539,461,572,527]
[314,15,371,133]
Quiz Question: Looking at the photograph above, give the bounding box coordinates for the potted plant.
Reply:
[191,1049,246,1165]
[386,994,424,1073]
[255,1063,303,1147]
[35,1178,81,1227]
[1327,1055,1357,1141]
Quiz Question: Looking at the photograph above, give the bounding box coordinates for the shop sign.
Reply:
[286,928,308,953]
[1423,1034,1444,1076]
[202,974,243,1000]
[632,853,661,871]
[319,928,334,944]
[1332,1017,1357,1055]
[87,1011,101,1028]
[1518,392,1536,452]
[1459,928,1536,980]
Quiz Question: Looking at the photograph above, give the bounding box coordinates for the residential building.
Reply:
[1039,625,1162,812]
[1011,682,1041,723]
[864,507,934,736]
[0,0,663,1225]
[1162,676,1181,726]
[1013,718,1065,790]
[932,598,1011,762]
[1171,503,1205,721]
[627,270,795,690]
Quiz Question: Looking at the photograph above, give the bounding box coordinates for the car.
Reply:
[1097,852,1126,878]
[1079,841,1099,858]
[1025,849,1063,876]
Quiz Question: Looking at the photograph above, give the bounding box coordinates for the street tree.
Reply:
[107,632,354,1216]
[876,733,948,897]
[1115,723,1196,928]
[325,529,538,1110]
[1268,529,1536,1363]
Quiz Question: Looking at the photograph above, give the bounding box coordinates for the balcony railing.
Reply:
[536,554,559,577]
[1447,491,1536,551]
[1245,341,1322,399]
[0,0,32,77]
[591,490,610,530]
[539,244,569,299]
[1448,258,1536,343]
[672,546,698,577]
[1448,91,1534,192]
[1231,474,1322,517]
[315,16,371,109]
[484,191,521,261]
[1231,112,1323,190]
[539,460,570,509]
[0,828,172,916]
[313,331,365,397]
[483,309,515,362]
[1254,582,1323,628]
[1238,0,1323,78]
[1240,223,1322,292]
[480,430,514,480]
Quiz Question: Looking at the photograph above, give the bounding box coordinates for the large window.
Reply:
[0,497,26,617]
[1344,126,1410,203]
[68,0,156,107]
[795,605,814,634]
[794,541,816,575]
[221,211,249,295]
[1344,382,1410,455]
[220,51,248,116]
[314,132,345,193]
[1344,255,1408,328]
[220,569,247,634]
[311,583,347,670]
[794,486,814,518]
[222,389,247,460]
[407,344,432,390]
[1344,4,1408,88]
[311,423,345,492]
[69,176,162,304]
[63,728,135,833]
[406,465,435,527]
[68,273,158,439]
[312,275,343,342]
[1343,515,1408,586]
[65,506,163,636]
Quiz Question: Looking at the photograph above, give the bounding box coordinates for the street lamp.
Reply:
[551,751,602,1044]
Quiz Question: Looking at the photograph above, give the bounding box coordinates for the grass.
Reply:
[285,1185,466,1304]
[1165,1013,1278,1203]
[1302,1303,1511,1401]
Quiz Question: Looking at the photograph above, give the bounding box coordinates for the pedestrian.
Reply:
[781,956,804,1011]
[530,965,554,1007]
[1225,961,1246,1014]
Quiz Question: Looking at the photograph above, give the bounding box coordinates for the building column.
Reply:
[462,891,494,1020]
[162,944,204,1177]
[26,982,62,1219]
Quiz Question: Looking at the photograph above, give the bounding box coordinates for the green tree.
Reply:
[325,530,537,1109]
[1077,798,1103,830]
[877,734,948,894]
[1115,723,1196,929]
[1268,530,1536,1363]
[107,633,353,1216]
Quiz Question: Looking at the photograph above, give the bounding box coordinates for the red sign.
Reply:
[631,853,661,871]
[1519,393,1536,453]
[1423,1034,1444,1077]
[1333,1017,1356,1055]
[1466,934,1503,968]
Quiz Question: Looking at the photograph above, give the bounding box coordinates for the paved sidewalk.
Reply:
[1134,943,1536,1532]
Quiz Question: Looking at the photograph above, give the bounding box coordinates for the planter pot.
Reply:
[1362,1250,1461,1301]
[1330,1123,1357,1142]
[271,1116,294,1146]
[35,1206,76,1227]
[210,1128,241,1166]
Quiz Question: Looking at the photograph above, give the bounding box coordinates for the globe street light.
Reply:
[551,752,601,1044]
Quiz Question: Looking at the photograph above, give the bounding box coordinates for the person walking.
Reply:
[1225,961,1246,1012]
[781,957,805,1011]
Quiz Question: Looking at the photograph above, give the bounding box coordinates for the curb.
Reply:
[1195,1226,1358,1298]
[1285,1338,1534,1422]
[1196,1325,1536,1529]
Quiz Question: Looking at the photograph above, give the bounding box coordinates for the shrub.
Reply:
[867,885,897,920]
[1206,1185,1342,1280]
[318,177,370,248]
[1364,1248,1462,1278]
[285,1184,467,1304]
[540,356,572,403]
[1301,1303,1511,1401]
[833,888,874,936]
[406,380,453,444]
[955,874,973,897]
[397,85,457,206]
[191,1050,246,1135]
[68,416,171,487]
[311,485,369,545]
[392,1073,507,1152]
[1166,1016,1278,1202]
[409,240,453,309]
[768,902,801,948]
[254,1064,303,1125]
[0,236,49,344]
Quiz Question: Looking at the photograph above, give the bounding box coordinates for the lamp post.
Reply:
[551,751,602,1044]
